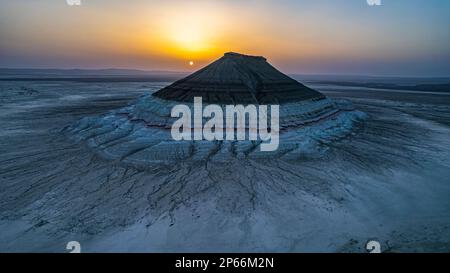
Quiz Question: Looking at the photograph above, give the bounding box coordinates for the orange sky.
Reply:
[1,0,449,76]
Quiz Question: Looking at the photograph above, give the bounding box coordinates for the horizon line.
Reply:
[1,67,449,79]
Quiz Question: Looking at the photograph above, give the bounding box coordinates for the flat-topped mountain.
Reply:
[153,52,324,104]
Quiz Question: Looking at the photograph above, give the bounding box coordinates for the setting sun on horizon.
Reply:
[1,0,450,256]
[0,0,449,76]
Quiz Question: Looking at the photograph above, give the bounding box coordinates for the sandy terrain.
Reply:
[0,80,449,252]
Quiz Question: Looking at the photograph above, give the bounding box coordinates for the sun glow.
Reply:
[150,6,230,63]
[169,25,207,52]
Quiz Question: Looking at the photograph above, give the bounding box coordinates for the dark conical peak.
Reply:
[153,52,325,104]
[223,52,267,61]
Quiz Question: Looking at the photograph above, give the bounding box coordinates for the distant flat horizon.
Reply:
[1,1,449,77]
[1,67,450,80]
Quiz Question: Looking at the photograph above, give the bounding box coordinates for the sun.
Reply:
[152,6,228,63]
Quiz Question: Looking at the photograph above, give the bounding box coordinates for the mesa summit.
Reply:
[67,52,366,164]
